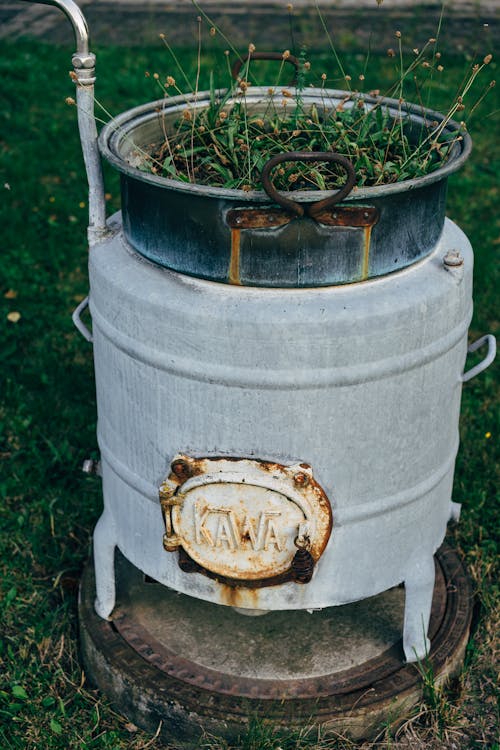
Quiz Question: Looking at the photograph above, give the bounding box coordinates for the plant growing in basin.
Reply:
[96,5,493,287]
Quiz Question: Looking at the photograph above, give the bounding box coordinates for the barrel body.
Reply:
[89,216,472,612]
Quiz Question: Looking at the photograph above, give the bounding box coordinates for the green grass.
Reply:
[0,37,498,750]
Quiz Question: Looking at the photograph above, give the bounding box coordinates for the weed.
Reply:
[130,1,495,192]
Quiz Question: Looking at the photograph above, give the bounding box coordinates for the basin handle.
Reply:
[261,152,356,219]
[72,296,93,343]
[17,0,107,246]
[231,52,300,85]
[462,334,496,382]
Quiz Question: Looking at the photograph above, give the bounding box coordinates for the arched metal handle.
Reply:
[72,296,93,343]
[232,51,300,85]
[462,334,496,382]
[261,152,357,219]
[17,0,89,54]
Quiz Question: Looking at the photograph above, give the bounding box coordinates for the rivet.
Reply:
[294,472,309,486]
[171,459,191,478]
[443,250,464,267]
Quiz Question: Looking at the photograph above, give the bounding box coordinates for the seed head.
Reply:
[159,33,165,39]
[413,48,419,55]
[65,96,76,106]
[287,3,293,11]
[429,37,437,43]
[153,73,159,80]
[282,49,291,59]
[321,73,327,80]
[224,49,230,56]
[282,89,292,97]
[483,54,493,65]
[345,74,352,81]
[182,109,192,121]
[304,61,311,70]
[359,74,365,81]
[387,48,395,58]
[166,76,176,87]
[209,26,216,37]
[219,110,228,120]
[437,65,444,72]
[395,30,401,38]
[248,43,256,53]
[435,52,441,59]
[239,79,249,92]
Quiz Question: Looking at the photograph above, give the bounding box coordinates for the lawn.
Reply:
[0,31,498,750]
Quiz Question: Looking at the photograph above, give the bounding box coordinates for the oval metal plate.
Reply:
[160,456,333,584]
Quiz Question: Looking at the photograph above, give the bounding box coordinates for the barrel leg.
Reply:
[93,508,117,620]
[403,555,435,663]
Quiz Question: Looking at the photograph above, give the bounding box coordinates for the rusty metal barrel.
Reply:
[99,90,470,287]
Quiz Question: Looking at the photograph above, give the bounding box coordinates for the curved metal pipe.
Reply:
[18,0,108,244]
[17,0,89,54]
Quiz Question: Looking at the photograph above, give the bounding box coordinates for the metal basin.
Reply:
[99,88,471,287]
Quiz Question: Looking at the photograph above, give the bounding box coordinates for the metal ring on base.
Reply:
[79,543,472,746]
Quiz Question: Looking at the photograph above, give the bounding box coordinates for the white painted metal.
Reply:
[87,214,480,662]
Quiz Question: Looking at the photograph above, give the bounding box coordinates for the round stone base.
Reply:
[79,544,472,746]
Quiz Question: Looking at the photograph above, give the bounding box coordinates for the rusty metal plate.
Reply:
[160,456,332,585]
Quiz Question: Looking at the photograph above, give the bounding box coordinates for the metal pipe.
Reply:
[17,0,108,244]
[17,0,89,54]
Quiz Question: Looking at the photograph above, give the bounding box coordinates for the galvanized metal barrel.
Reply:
[87,215,484,661]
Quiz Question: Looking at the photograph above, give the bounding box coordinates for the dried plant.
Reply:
[131,1,495,192]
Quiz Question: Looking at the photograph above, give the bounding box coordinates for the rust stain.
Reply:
[362,226,372,281]
[229,228,242,285]
[218,583,261,609]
